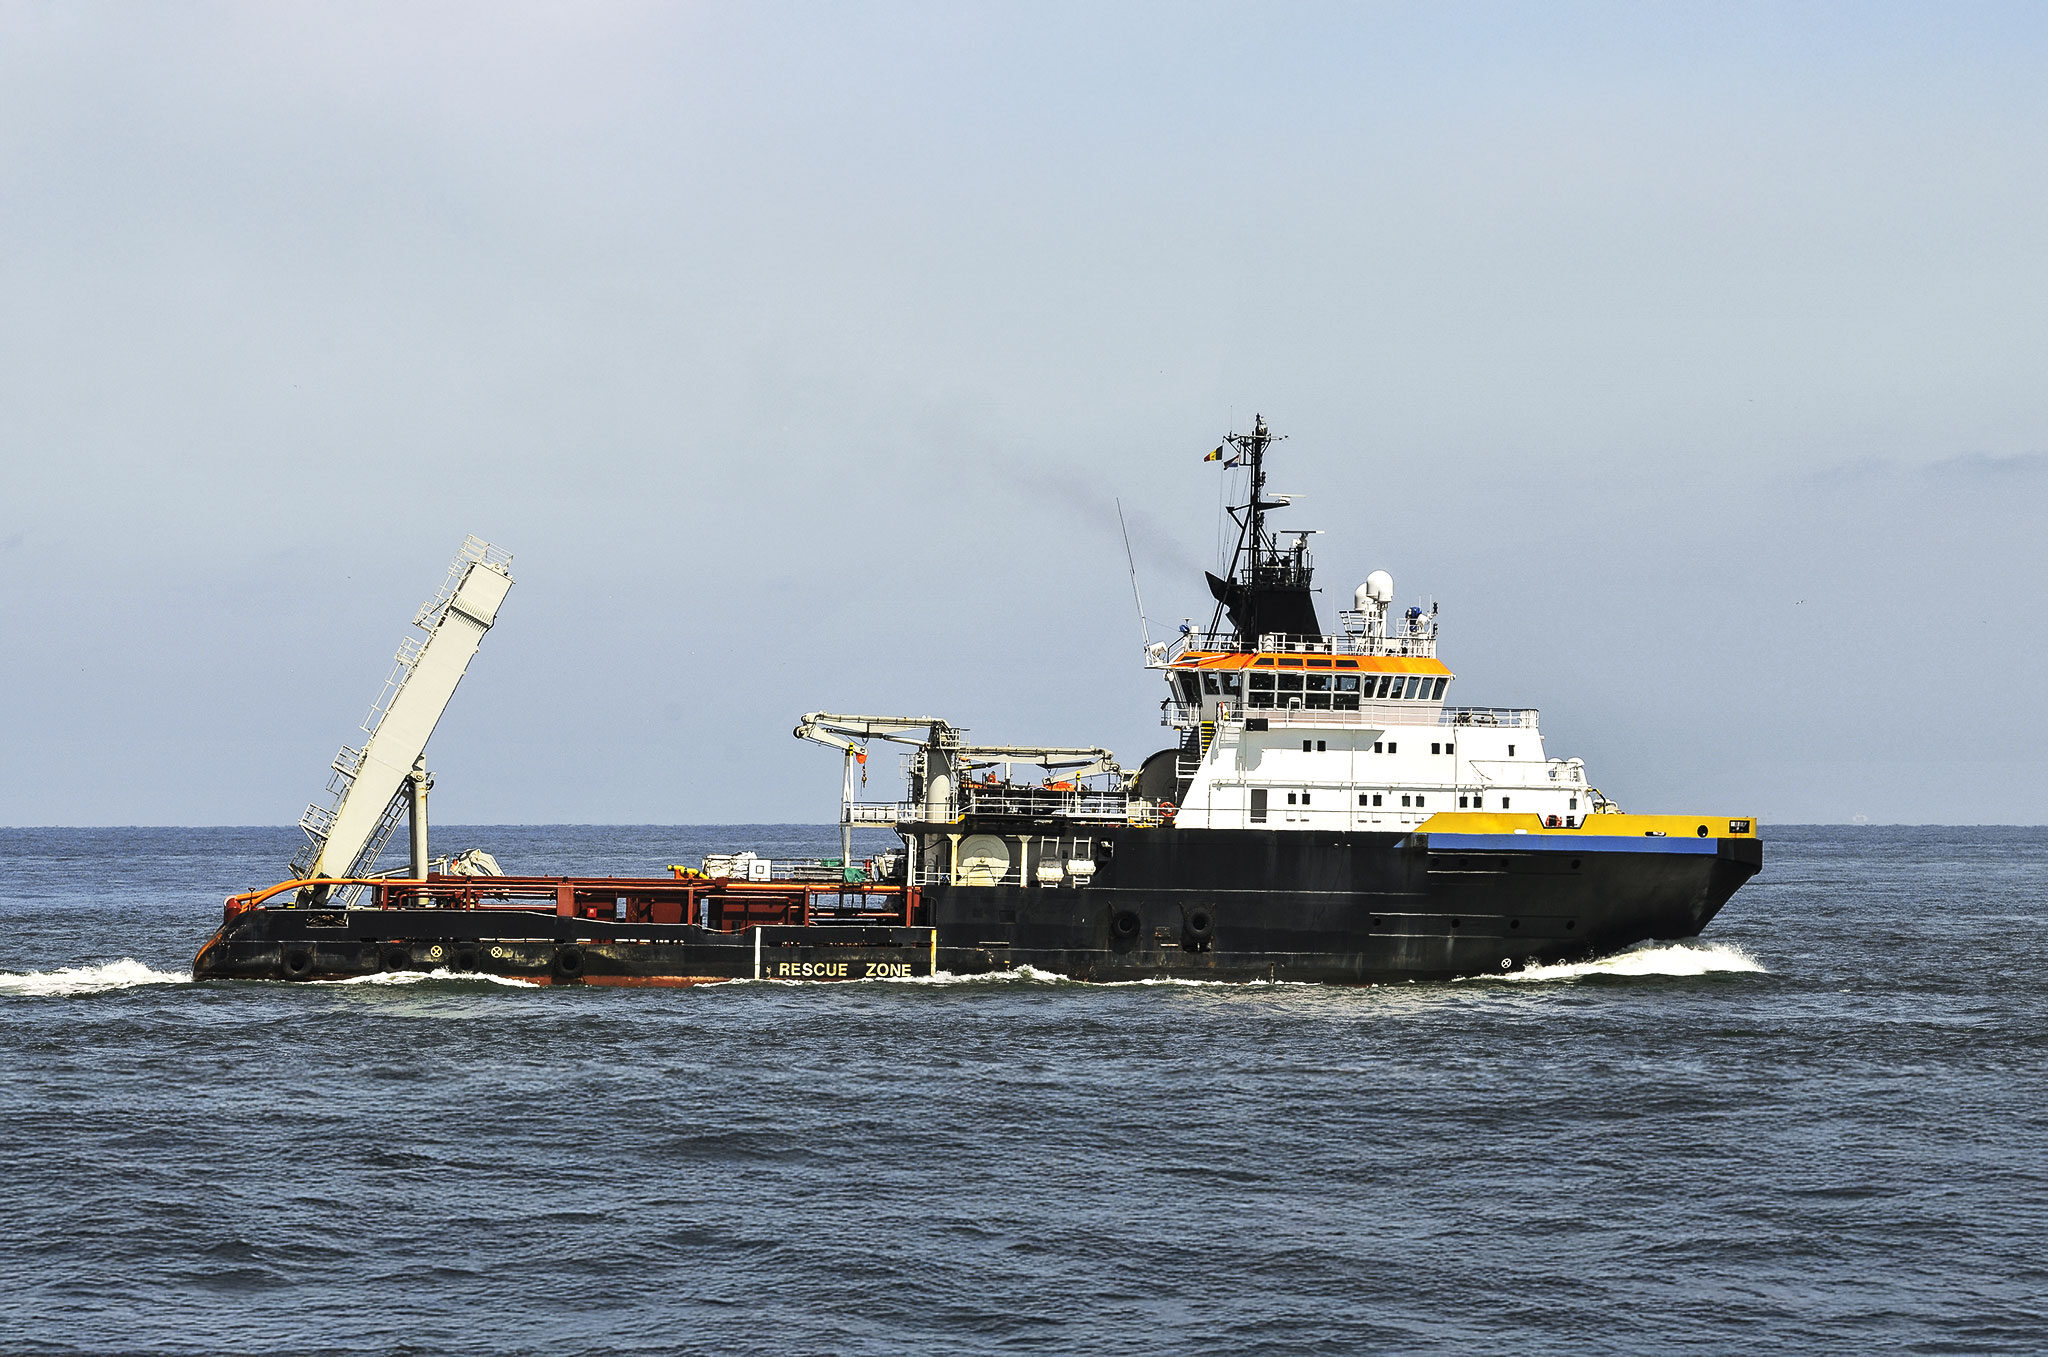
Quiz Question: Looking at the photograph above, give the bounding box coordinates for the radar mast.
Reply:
[1204,415,1321,644]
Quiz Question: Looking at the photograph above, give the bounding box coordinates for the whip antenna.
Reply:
[1116,498,1151,648]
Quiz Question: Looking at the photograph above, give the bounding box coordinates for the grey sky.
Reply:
[3,2,2044,827]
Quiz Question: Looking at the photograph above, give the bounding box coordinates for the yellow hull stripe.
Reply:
[1416,812,1759,839]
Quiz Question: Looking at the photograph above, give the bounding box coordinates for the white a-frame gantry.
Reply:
[292,537,513,900]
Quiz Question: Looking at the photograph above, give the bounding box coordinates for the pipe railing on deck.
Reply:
[223,874,915,931]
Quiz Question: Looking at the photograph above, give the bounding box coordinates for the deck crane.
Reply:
[793,713,959,875]
[292,537,514,904]
[793,713,1124,873]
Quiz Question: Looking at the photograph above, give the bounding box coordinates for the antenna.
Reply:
[1115,498,1151,647]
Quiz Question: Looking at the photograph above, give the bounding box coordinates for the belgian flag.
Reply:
[1203,446,1225,462]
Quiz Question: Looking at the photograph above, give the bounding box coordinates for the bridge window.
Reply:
[1387,742,1397,754]
[1301,792,1312,805]
[1248,673,1274,708]
[1431,677,1448,699]
[1401,794,1411,807]
[1416,795,1425,807]
[1277,673,1304,695]
[1359,793,1369,806]
[1374,675,1394,699]
[1372,741,1383,753]
[1317,740,1327,751]
[1374,794,1383,806]
[1220,673,1242,697]
[1250,788,1268,823]
[1202,672,1222,696]
[1287,792,1297,805]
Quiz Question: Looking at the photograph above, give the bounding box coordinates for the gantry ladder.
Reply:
[291,536,514,902]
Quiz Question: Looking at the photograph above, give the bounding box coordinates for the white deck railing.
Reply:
[1155,627,1438,666]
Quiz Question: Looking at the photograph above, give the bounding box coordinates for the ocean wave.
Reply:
[1482,941,1765,983]
[885,964,1076,986]
[878,966,1313,989]
[314,968,539,988]
[0,959,192,997]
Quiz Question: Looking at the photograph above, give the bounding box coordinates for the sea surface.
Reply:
[1,824,2044,1356]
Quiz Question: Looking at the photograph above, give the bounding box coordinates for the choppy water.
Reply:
[2,824,2044,1355]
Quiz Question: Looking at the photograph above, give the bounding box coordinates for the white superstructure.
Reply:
[1145,585,1609,832]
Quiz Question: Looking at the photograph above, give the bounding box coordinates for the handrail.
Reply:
[225,873,906,916]
[1154,628,1439,666]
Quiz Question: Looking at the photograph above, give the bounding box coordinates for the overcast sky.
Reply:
[3,1,2044,828]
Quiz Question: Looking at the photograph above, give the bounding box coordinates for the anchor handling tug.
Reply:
[194,418,1762,985]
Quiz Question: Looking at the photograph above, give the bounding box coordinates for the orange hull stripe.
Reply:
[1172,652,1452,677]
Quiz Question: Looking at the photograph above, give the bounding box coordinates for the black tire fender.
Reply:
[1181,905,1216,950]
[381,945,412,971]
[554,944,585,978]
[282,948,314,980]
[1108,909,1142,947]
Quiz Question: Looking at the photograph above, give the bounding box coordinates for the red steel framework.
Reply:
[223,874,921,932]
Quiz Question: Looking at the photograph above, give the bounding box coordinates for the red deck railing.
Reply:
[225,874,918,931]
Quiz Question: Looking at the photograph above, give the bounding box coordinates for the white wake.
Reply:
[317,967,538,988]
[0,959,192,997]
[1487,941,1764,983]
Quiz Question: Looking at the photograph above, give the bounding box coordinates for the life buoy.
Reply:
[554,944,585,978]
[282,948,313,979]
[1159,801,1178,822]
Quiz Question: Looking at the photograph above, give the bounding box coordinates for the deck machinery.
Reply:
[196,421,1761,986]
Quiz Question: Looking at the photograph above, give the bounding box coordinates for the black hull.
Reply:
[920,825,1760,982]
[194,919,941,986]
[194,828,1761,985]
